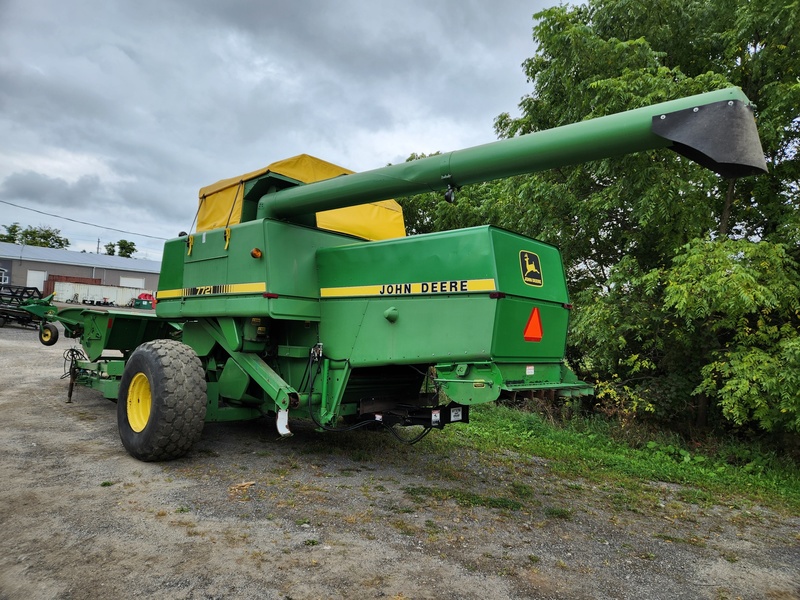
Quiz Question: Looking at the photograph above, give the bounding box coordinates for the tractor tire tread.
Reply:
[118,339,207,461]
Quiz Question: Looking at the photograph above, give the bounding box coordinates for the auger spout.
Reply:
[257,87,766,221]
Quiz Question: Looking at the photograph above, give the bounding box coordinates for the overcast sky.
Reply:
[0,0,554,259]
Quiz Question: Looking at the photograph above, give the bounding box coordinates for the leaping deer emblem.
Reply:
[520,251,543,286]
[524,253,540,276]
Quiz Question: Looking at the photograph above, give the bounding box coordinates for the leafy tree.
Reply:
[0,223,22,244]
[104,242,116,256]
[116,239,136,258]
[487,0,799,433]
[399,0,799,433]
[0,222,70,248]
[664,238,800,432]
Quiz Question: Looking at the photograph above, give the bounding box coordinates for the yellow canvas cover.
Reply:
[196,154,405,240]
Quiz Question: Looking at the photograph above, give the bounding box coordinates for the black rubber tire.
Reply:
[39,323,59,346]
[0,315,6,327]
[117,339,207,461]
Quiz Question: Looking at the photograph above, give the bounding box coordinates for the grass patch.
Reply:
[677,488,714,506]
[427,404,800,513]
[510,482,536,500]
[403,485,523,511]
[544,506,573,520]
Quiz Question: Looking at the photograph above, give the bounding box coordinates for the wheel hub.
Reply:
[127,372,152,433]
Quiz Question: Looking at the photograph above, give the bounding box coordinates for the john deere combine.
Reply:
[25,87,766,461]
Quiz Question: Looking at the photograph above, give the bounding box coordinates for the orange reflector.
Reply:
[524,307,542,342]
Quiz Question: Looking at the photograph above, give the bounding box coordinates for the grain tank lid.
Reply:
[195,154,406,239]
[197,153,352,200]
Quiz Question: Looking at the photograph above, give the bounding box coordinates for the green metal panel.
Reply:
[157,238,185,297]
[55,307,179,361]
[492,297,568,362]
[488,228,567,303]
[181,320,216,356]
[435,362,504,405]
[156,219,356,321]
[184,227,232,289]
[318,226,499,287]
[218,359,250,400]
[317,226,569,367]
[320,295,497,366]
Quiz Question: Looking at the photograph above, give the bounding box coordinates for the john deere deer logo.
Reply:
[519,251,543,287]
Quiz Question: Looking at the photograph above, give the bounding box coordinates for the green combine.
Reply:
[25,87,767,461]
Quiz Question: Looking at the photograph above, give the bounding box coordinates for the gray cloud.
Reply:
[0,0,549,256]
[1,171,105,208]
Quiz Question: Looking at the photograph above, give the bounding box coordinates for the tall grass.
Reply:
[429,404,800,512]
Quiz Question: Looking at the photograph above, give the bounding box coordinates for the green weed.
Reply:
[544,506,573,520]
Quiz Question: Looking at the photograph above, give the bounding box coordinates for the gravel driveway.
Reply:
[0,323,798,599]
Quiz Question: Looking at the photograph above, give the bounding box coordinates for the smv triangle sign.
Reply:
[524,307,543,342]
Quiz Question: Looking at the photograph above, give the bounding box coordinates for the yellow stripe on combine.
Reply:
[156,289,184,300]
[227,282,268,293]
[156,281,267,300]
[320,278,496,298]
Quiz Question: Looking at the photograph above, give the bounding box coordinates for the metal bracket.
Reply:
[276,409,292,437]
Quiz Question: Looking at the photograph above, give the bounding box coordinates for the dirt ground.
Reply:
[0,322,798,600]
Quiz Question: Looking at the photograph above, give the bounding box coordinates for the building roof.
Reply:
[0,241,161,273]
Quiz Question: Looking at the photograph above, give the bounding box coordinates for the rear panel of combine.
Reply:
[153,221,591,426]
[316,225,592,407]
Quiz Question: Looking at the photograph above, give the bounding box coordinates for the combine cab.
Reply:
[25,87,767,461]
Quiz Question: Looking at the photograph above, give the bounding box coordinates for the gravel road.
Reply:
[0,322,798,600]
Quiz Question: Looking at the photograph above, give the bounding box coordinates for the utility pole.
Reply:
[97,238,100,253]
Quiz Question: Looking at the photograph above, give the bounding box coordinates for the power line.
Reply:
[0,199,168,240]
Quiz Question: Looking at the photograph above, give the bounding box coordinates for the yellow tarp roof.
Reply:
[196,154,405,240]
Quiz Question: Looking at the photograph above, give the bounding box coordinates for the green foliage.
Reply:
[544,506,573,520]
[665,237,800,432]
[0,222,70,248]
[495,0,798,434]
[116,239,136,258]
[0,223,21,243]
[103,240,137,257]
[396,0,800,436]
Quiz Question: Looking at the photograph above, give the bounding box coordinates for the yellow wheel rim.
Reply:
[41,328,52,342]
[127,372,152,433]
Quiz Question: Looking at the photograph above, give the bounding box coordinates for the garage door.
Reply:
[120,276,145,288]
[26,270,47,291]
